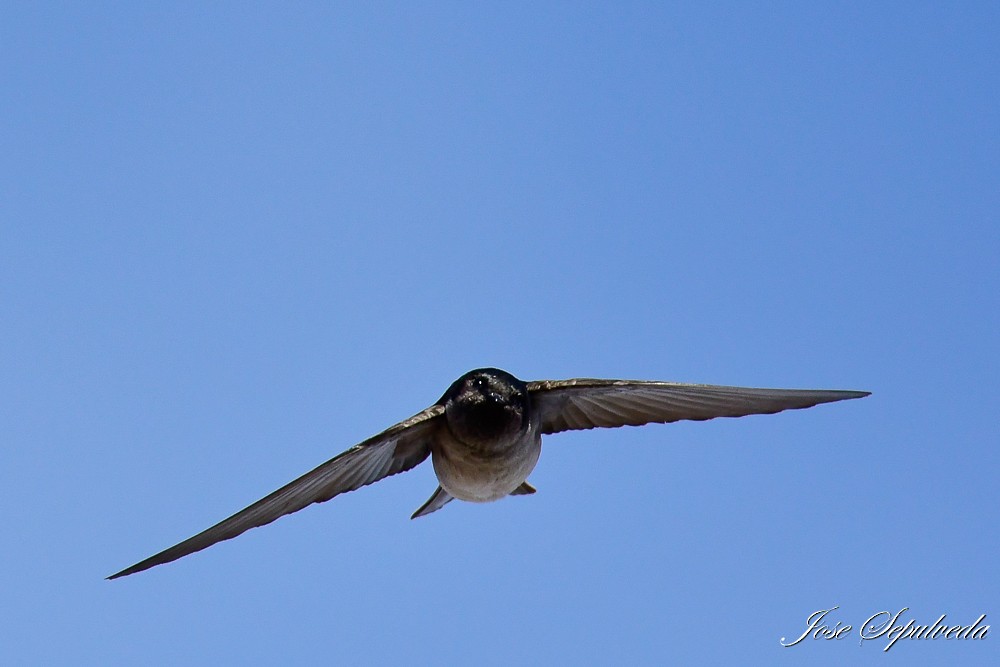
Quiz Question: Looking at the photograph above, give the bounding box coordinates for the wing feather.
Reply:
[528,379,869,434]
[108,405,443,579]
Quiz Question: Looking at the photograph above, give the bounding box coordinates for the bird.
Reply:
[108,367,869,578]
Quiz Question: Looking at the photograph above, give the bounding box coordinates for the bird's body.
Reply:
[430,368,538,505]
[109,367,869,579]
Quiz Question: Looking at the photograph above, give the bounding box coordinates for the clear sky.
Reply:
[2,3,997,665]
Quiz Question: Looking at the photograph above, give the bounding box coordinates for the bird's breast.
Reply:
[431,429,541,503]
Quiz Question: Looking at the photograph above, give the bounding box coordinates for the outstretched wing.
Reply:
[527,379,869,435]
[109,405,444,579]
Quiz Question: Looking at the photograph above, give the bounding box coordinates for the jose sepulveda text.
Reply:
[781,607,989,652]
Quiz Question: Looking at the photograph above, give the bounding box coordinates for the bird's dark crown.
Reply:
[438,367,527,405]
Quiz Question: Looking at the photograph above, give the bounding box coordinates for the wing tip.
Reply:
[106,565,139,580]
[833,390,871,400]
[107,554,167,579]
[785,388,870,411]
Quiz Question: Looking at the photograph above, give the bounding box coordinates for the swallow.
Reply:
[109,368,869,578]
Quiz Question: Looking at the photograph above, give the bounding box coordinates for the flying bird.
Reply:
[109,368,869,578]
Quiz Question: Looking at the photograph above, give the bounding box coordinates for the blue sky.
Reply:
[2,3,997,665]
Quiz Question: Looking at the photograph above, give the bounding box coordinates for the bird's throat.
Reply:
[447,402,525,453]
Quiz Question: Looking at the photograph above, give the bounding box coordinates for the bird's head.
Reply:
[440,368,530,450]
